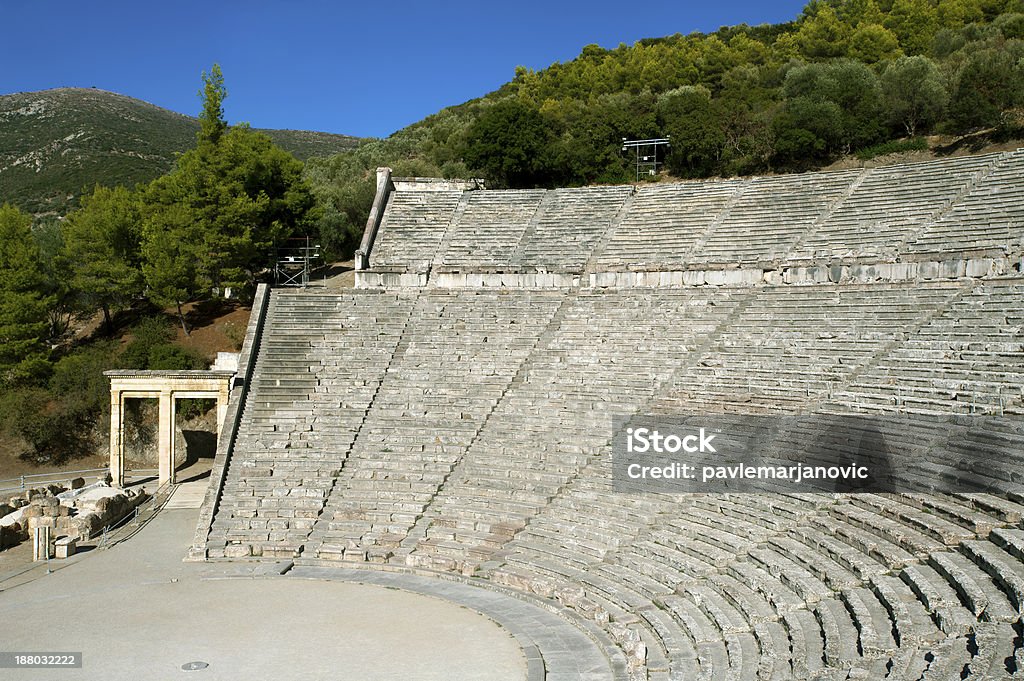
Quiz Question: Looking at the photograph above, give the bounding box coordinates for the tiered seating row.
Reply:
[369,190,462,270]
[367,150,1023,273]
[793,154,999,261]
[305,290,566,562]
[695,169,859,266]
[831,282,1024,416]
[439,190,544,268]
[210,291,416,558]
[514,185,633,270]
[208,280,1024,677]
[406,287,753,572]
[909,150,1024,255]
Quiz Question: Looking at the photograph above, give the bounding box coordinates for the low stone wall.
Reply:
[354,271,429,288]
[354,255,1019,290]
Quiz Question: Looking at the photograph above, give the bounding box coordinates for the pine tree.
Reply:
[0,204,54,385]
[140,64,316,332]
[198,63,228,146]
[61,185,144,335]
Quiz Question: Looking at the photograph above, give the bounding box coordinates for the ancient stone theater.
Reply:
[190,151,1024,680]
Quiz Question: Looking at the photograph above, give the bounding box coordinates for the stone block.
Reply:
[786,266,828,284]
[659,271,681,287]
[966,258,994,278]
[54,535,77,559]
[704,270,728,286]
[724,269,762,285]
[939,259,966,279]
[918,261,940,280]
[343,548,368,562]
[682,270,705,286]
[224,543,252,558]
[891,262,917,280]
[28,515,55,529]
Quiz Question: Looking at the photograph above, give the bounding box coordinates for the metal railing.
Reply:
[0,468,159,495]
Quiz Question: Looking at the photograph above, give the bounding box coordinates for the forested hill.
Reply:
[306,0,1024,256]
[0,88,360,216]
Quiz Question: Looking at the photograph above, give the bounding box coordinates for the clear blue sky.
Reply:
[2,1,808,138]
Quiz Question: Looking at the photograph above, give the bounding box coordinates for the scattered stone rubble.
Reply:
[0,478,148,557]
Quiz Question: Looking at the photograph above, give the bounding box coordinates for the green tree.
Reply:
[462,99,554,188]
[140,198,202,333]
[849,23,904,62]
[141,65,317,331]
[61,185,144,335]
[717,66,780,173]
[550,92,656,185]
[882,55,949,134]
[33,218,75,340]
[885,0,941,53]
[657,87,726,177]
[781,60,886,157]
[199,63,228,145]
[947,44,1024,130]
[796,5,853,58]
[0,204,54,386]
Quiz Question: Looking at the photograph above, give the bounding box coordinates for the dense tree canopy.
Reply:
[461,100,555,188]
[60,185,144,334]
[0,204,53,386]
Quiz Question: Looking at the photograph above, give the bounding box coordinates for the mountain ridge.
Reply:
[0,87,361,216]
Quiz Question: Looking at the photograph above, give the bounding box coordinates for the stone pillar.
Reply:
[109,390,124,487]
[158,390,175,487]
[216,382,230,430]
[33,526,51,562]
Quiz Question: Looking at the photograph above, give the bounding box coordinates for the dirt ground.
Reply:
[823,134,1023,172]
[165,299,250,361]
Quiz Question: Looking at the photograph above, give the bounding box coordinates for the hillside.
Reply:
[0,88,361,216]
[305,0,1024,259]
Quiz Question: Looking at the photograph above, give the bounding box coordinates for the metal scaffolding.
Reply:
[622,137,671,182]
[274,236,322,287]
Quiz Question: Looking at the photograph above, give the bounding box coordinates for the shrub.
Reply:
[855,137,930,159]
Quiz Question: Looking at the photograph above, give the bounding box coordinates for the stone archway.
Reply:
[105,371,235,488]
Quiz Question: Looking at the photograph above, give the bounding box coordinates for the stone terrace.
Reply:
[197,151,1024,680]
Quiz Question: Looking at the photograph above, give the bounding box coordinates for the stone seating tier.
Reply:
[205,277,1024,676]
[365,149,1023,275]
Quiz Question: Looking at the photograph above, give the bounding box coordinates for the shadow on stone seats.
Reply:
[833,419,894,493]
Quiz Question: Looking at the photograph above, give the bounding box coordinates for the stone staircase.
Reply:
[908,150,1024,256]
[369,189,462,271]
[304,289,565,563]
[437,189,546,268]
[364,150,1023,277]
[208,290,416,558]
